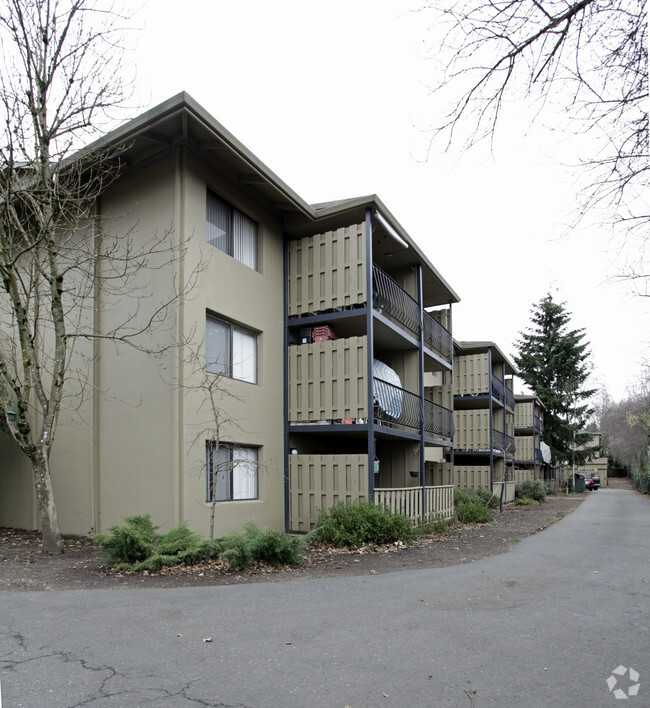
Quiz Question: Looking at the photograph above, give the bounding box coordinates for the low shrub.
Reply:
[93,516,305,572]
[312,500,416,549]
[544,480,560,496]
[515,496,537,506]
[515,480,547,503]
[417,516,451,535]
[454,489,494,524]
[220,522,307,571]
[92,514,158,565]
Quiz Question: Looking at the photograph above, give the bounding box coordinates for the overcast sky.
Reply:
[127,0,648,402]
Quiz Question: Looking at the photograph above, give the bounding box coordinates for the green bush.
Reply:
[515,496,537,506]
[515,480,547,503]
[219,522,307,571]
[93,516,304,572]
[474,487,499,509]
[92,514,158,565]
[417,516,451,536]
[312,500,416,549]
[454,489,494,524]
[544,480,560,496]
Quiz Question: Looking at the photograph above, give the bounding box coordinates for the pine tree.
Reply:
[514,293,597,465]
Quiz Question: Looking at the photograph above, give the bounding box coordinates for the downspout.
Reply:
[92,198,102,532]
[365,209,375,503]
[417,264,425,519]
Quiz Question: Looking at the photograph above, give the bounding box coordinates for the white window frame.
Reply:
[206,443,258,502]
[206,314,257,384]
[206,189,258,270]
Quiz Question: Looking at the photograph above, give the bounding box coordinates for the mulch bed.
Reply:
[0,493,592,592]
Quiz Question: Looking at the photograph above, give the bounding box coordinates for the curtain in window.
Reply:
[215,445,230,501]
[233,210,257,270]
[206,191,231,254]
[232,327,257,383]
[233,448,257,500]
[206,316,230,375]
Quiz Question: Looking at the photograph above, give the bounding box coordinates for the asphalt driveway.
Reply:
[1,487,648,707]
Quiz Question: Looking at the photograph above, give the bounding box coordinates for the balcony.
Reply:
[373,264,452,364]
[491,429,516,456]
[374,377,453,440]
[491,375,515,409]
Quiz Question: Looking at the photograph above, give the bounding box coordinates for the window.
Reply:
[206,443,258,501]
[206,189,258,270]
[206,314,257,383]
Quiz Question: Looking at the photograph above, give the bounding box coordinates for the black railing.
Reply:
[492,429,516,456]
[423,310,453,363]
[373,377,453,439]
[373,265,419,335]
[534,414,544,432]
[535,448,545,463]
[424,398,455,439]
[373,264,452,364]
[490,376,515,409]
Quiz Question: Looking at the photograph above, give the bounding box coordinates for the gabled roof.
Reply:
[79,92,460,307]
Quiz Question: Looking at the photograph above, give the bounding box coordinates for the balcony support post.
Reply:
[488,347,494,492]
[417,264,426,518]
[365,209,376,502]
[282,236,290,533]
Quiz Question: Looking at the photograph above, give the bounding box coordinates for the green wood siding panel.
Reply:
[454,353,490,396]
[288,336,368,421]
[288,224,366,315]
[289,454,368,532]
[454,409,490,450]
[455,465,491,489]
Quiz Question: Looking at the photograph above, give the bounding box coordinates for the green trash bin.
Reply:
[575,476,585,493]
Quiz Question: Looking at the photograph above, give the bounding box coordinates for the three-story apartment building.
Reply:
[453,341,516,501]
[514,395,547,481]
[0,93,460,537]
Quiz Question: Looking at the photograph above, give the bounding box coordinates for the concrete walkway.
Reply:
[1,488,649,707]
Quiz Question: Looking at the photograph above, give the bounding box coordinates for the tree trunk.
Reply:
[31,453,63,553]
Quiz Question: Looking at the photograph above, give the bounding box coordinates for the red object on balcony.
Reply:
[312,325,338,342]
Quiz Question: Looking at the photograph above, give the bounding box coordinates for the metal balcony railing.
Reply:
[491,375,514,408]
[423,310,453,363]
[492,429,516,456]
[373,377,453,439]
[424,398,455,439]
[373,265,420,335]
[534,414,544,432]
[372,264,452,365]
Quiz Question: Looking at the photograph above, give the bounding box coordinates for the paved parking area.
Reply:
[1,487,649,707]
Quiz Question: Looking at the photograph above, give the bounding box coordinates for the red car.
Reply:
[576,472,600,490]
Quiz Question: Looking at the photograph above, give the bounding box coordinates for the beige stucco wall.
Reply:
[0,146,286,539]
[180,151,285,537]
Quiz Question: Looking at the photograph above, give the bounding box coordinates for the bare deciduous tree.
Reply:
[421,0,648,270]
[185,349,274,542]
[601,371,650,472]
[0,1,195,552]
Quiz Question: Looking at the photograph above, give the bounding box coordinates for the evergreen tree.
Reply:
[514,294,597,465]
